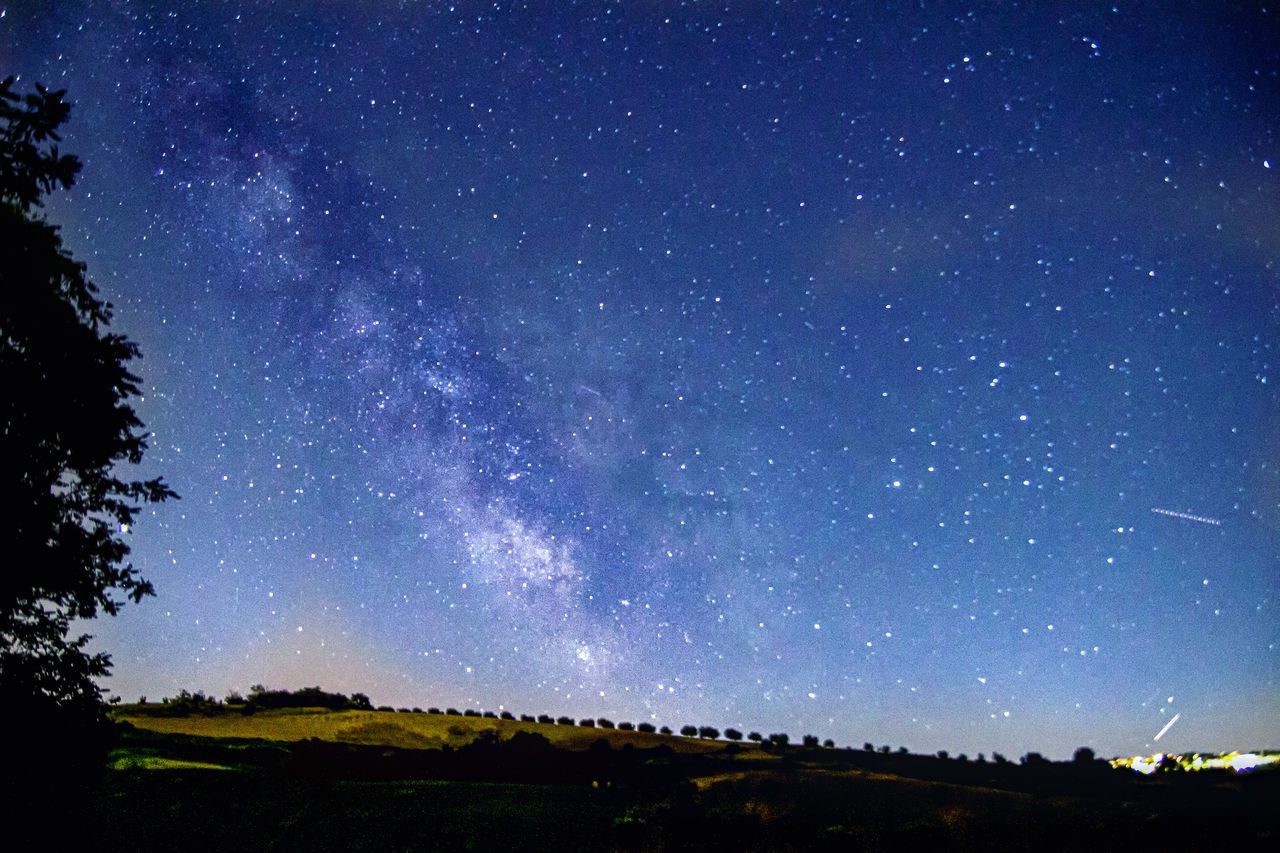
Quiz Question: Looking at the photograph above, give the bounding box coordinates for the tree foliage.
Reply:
[0,77,176,727]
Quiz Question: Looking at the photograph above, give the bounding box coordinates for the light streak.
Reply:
[1151,507,1221,526]
[1153,713,1181,741]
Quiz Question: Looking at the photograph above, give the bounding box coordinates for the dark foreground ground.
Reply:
[19,727,1278,852]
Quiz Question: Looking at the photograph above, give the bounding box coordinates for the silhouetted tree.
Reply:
[937,750,949,760]
[1073,746,1097,764]
[579,718,596,727]
[537,714,554,724]
[557,716,574,726]
[864,742,875,751]
[1,76,177,742]
[597,717,614,729]
[637,722,655,733]
[748,732,763,743]
[823,739,835,749]
[803,735,820,748]
[659,726,673,735]
[698,726,719,740]
[681,725,698,737]
[724,728,743,741]
[769,733,790,747]
[618,721,634,731]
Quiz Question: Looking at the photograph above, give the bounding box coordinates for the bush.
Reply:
[377,706,394,712]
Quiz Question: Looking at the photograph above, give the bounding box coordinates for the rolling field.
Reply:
[113,704,733,754]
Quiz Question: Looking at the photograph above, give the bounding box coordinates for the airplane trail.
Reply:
[1151,507,1221,526]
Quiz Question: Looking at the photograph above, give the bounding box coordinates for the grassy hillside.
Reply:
[114,704,733,754]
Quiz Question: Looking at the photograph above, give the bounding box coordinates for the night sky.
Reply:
[8,2,1277,760]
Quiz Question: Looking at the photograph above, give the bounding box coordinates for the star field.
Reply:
[8,2,1277,760]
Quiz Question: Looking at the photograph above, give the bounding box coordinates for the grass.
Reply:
[114,704,728,753]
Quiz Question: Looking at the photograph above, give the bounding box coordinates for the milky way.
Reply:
[9,2,1276,759]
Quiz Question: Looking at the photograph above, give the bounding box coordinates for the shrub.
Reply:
[377,706,394,712]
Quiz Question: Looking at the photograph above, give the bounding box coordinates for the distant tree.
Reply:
[864,742,875,752]
[537,714,554,724]
[1020,752,1047,766]
[557,716,574,726]
[977,753,986,763]
[520,714,535,722]
[428,707,442,714]
[579,718,596,728]
[680,725,698,737]
[224,691,245,706]
[597,718,614,729]
[377,705,394,712]
[748,732,763,743]
[397,708,411,713]
[0,76,177,742]
[659,726,673,735]
[823,739,835,749]
[897,746,909,754]
[482,711,497,718]
[769,733,790,747]
[618,721,634,731]
[1073,746,1097,764]
[724,728,743,741]
[937,750,949,760]
[500,711,515,720]
[464,709,480,717]
[992,752,1008,764]
[698,726,719,740]
[802,735,820,748]
[879,745,891,753]
[636,722,655,733]
[411,707,423,713]
[446,708,461,716]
